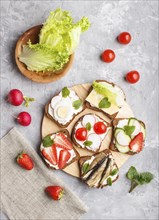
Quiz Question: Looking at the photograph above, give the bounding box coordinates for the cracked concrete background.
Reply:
[1,0,159,219]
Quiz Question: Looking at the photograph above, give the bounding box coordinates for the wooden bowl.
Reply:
[15,25,74,83]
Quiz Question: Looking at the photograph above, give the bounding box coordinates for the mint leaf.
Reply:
[86,122,91,131]
[82,163,90,174]
[124,125,135,136]
[110,168,118,176]
[107,177,112,186]
[139,172,153,185]
[72,99,82,110]
[126,166,139,180]
[84,140,93,147]
[98,97,111,109]
[62,87,70,98]
[23,96,35,107]
[42,135,54,147]
[126,166,154,193]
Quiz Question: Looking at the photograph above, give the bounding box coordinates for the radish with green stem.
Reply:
[7,89,35,107]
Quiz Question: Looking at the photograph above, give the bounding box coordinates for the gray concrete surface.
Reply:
[1,0,159,219]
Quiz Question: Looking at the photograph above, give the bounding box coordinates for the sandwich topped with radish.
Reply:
[110,118,146,154]
[72,113,110,153]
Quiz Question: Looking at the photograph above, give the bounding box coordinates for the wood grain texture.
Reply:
[15,25,74,83]
[42,83,134,177]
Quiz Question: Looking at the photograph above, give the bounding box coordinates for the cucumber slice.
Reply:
[114,128,125,136]
[128,118,141,136]
[115,130,131,146]
[140,124,146,140]
[115,141,130,153]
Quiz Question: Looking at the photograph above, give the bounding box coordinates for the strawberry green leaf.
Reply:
[72,99,82,110]
[107,177,112,186]
[84,140,93,147]
[62,87,70,98]
[82,163,90,174]
[124,125,135,136]
[86,122,91,131]
[42,135,54,147]
[98,97,111,109]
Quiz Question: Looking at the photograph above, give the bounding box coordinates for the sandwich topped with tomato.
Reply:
[72,113,111,153]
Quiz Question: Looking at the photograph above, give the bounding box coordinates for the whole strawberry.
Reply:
[45,186,64,200]
[17,152,34,170]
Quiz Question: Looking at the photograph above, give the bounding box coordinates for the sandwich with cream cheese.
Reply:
[46,87,84,127]
[79,149,119,188]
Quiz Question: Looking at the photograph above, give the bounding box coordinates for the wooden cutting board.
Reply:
[41,83,133,177]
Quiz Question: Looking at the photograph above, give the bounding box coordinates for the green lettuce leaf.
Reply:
[19,8,90,72]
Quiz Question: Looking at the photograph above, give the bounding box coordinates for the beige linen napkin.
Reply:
[1,128,88,220]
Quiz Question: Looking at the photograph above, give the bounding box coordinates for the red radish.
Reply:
[45,186,64,200]
[7,89,23,106]
[17,112,31,126]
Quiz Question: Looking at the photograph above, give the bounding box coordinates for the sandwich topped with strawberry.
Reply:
[110,118,146,154]
[40,130,79,169]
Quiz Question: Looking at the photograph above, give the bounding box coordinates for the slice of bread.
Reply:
[46,88,85,128]
[79,149,119,188]
[40,129,80,170]
[85,80,126,119]
[71,113,111,153]
[110,118,146,155]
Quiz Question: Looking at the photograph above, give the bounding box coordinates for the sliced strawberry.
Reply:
[42,145,57,165]
[129,132,144,153]
[54,133,73,150]
[58,150,71,169]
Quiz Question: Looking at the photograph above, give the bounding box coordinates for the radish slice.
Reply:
[82,114,96,127]
[51,95,62,108]
[116,119,129,129]
[86,133,101,151]
[116,130,131,146]
[129,119,141,136]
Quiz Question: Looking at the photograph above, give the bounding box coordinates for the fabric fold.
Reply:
[1,128,88,220]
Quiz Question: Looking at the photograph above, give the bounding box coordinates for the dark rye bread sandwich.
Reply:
[72,113,111,153]
[40,129,80,170]
[45,86,85,128]
[79,149,119,188]
[85,80,126,119]
[110,118,146,155]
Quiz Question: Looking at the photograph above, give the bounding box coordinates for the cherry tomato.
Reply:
[117,32,132,44]
[75,128,87,141]
[101,49,115,63]
[93,122,107,135]
[125,71,140,84]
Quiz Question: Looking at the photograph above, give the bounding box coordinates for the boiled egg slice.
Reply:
[54,99,73,122]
